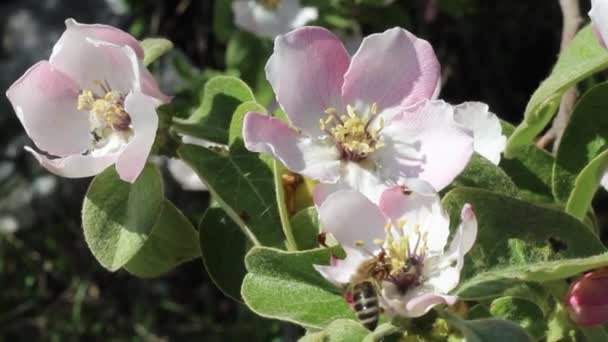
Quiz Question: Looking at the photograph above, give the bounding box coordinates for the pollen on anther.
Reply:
[373,238,384,246]
[355,240,365,247]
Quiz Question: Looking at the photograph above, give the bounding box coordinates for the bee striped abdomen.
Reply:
[352,282,379,330]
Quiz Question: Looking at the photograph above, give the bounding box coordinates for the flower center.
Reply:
[356,220,428,294]
[77,81,132,146]
[320,103,384,162]
[256,0,282,10]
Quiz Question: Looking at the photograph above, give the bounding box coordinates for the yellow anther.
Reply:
[384,222,392,233]
[77,90,94,111]
[413,224,421,234]
[346,105,356,118]
[370,102,378,115]
[319,118,325,131]
[355,240,365,247]
[373,238,385,246]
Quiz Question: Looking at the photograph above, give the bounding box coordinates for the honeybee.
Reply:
[344,251,391,330]
[387,255,424,294]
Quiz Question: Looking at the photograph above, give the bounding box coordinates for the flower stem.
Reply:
[273,160,298,251]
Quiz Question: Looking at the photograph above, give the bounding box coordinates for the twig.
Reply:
[537,0,582,152]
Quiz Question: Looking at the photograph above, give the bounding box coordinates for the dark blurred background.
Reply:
[0,0,584,340]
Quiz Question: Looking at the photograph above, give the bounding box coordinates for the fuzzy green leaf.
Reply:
[450,153,518,197]
[505,26,608,157]
[291,207,321,251]
[141,38,173,66]
[554,82,608,204]
[489,297,546,339]
[299,319,370,342]
[172,76,255,144]
[124,200,200,278]
[442,188,604,299]
[199,207,248,301]
[241,247,354,329]
[500,121,560,202]
[82,164,163,271]
[565,149,608,220]
[444,312,533,342]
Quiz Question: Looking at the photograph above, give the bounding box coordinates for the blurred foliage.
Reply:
[0,0,601,340]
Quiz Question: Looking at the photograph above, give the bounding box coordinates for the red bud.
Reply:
[565,269,608,327]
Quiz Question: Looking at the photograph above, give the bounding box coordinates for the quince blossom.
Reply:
[590,0,608,48]
[243,26,475,203]
[313,180,477,318]
[232,0,318,39]
[6,19,169,183]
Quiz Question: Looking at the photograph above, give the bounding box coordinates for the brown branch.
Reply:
[537,0,582,152]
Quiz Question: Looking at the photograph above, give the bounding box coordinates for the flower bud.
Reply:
[565,269,608,326]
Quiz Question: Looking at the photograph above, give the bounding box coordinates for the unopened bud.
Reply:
[565,268,608,327]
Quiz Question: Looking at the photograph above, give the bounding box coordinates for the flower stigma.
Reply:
[319,103,385,162]
[77,80,133,147]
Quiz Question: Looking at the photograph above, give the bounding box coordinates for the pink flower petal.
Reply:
[141,68,172,103]
[59,18,144,59]
[6,61,91,156]
[405,293,458,317]
[243,112,341,182]
[266,26,349,136]
[115,92,160,183]
[25,146,118,178]
[318,189,387,249]
[376,100,474,191]
[50,35,141,94]
[342,27,440,112]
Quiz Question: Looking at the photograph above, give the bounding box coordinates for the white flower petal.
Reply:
[454,102,505,165]
[115,92,159,183]
[379,183,450,254]
[25,146,118,178]
[318,189,388,249]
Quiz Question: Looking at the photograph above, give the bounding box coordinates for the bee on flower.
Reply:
[313,180,477,324]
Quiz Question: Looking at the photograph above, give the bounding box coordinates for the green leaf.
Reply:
[241,247,354,329]
[299,319,370,342]
[450,153,518,197]
[291,207,321,251]
[124,200,200,278]
[442,188,604,299]
[178,99,285,248]
[565,149,608,220]
[443,312,533,342]
[499,121,559,202]
[140,38,173,66]
[489,297,546,339]
[82,164,163,271]
[199,208,248,301]
[505,26,608,157]
[554,82,608,203]
[172,76,255,144]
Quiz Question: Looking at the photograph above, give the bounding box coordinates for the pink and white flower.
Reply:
[313,180,477,318]
[590,0,608,48]
[6,19,169,183]
[243,26,474,203]
[454,102,506,165]
[232,0,318,39]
